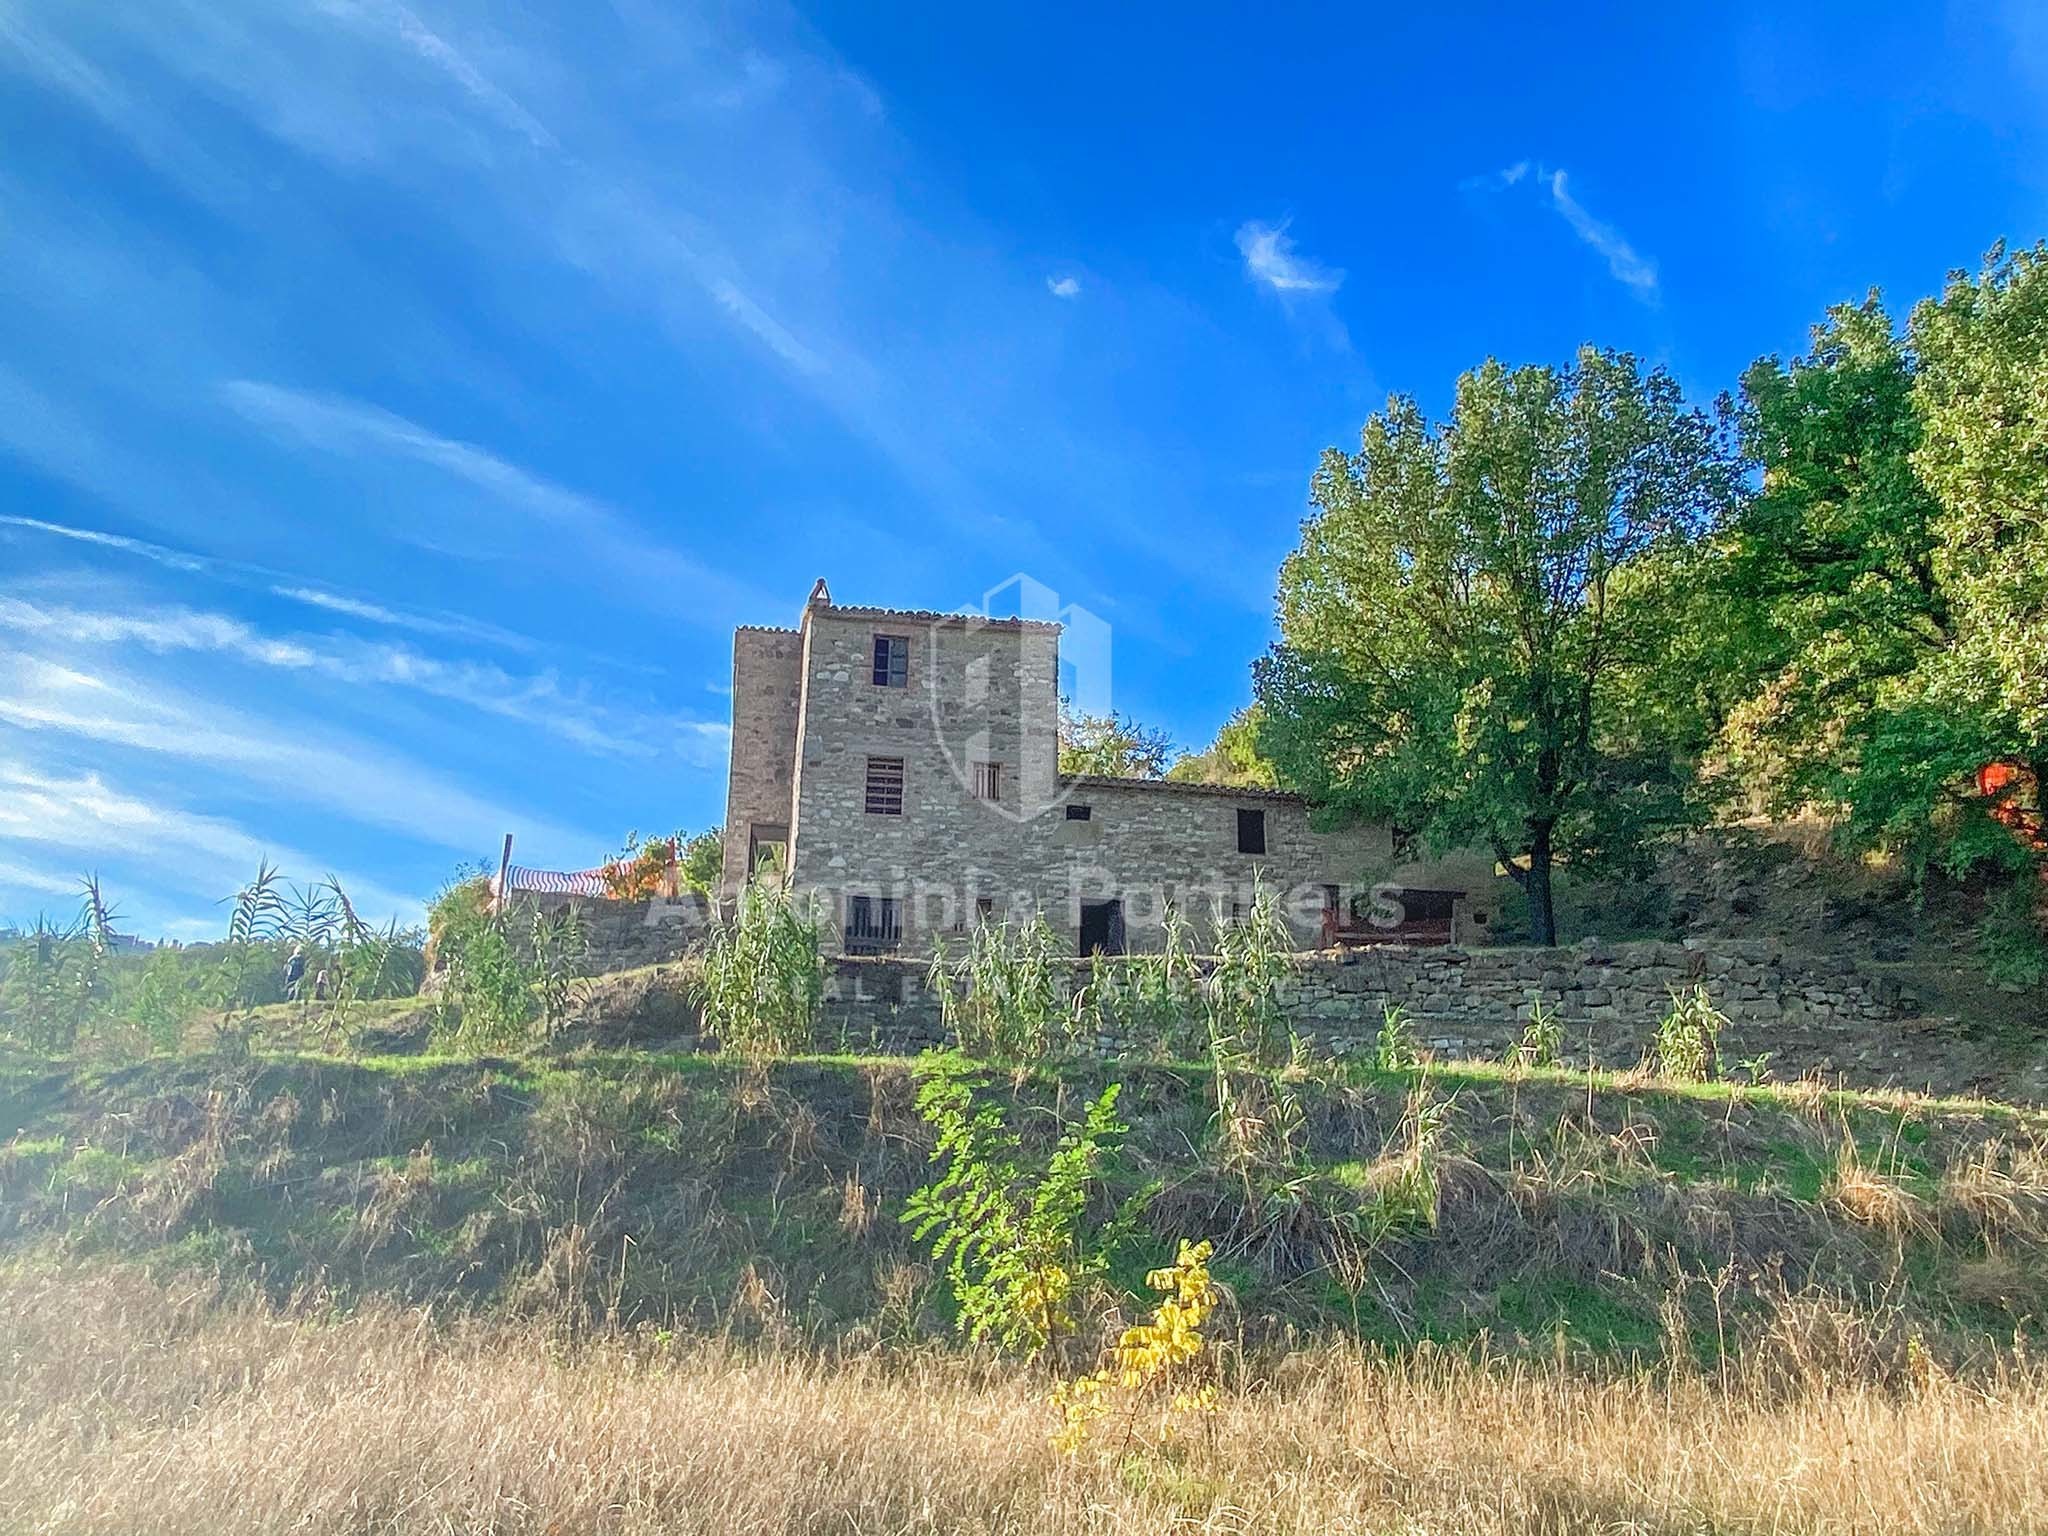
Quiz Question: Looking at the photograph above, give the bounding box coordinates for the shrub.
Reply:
[1978,881,2048,989]
[1505,1000,1564,1072]
[0,880,117,1054]
[1051,1238,1221,1453]
[695,879,822,1057]
[903,1052,1125,1355]
[428,871,591,1053]
[131,948,200,1055]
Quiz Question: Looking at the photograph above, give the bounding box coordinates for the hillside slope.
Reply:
[5,1046,2045,1362]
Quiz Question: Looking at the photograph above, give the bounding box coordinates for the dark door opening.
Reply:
[1078,899,1124,956]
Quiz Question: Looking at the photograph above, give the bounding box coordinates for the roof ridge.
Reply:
[813,602,1062,631]
[1058,773,1304,802]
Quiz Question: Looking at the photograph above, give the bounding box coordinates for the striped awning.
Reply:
[493,865,615,899]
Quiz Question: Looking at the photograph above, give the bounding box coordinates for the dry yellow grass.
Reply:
[4,1266,2046,1535]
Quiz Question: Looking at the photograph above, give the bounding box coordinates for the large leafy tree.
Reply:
[1719,252,2045,972]
[1256,348,1742,945]
[1719,296,1952,811]
[1910,243,2048,807]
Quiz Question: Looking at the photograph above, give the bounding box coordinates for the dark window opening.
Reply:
[1065,803,1091,821]
[846,895,902,955]
[1391,887,1458,924]
[972,760,1003,801]
[1079,899,1124,957]
[975,896,995,922]
[872,633,909,688]
[865,756,905,815]
[1236,807,1266,855]
[747,823,789,877]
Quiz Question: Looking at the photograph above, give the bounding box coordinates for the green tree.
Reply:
[1168,705,1281,788]
[678,828,723,894]
[1058,705,1175,779]
[1717,252,2046,972]
[1256,348,1742,946]
[1718,294,1953,814]
[1909,242,2048,824]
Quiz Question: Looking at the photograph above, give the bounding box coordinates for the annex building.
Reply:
[722,582,1497,956]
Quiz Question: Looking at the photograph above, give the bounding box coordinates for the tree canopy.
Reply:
[1255,347,1743,946]
[1058,707,1176,779]
[1706,248,2047,977]
[1167,707,1280,789]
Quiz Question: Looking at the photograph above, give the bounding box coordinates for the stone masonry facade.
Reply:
[721,582,1499,956]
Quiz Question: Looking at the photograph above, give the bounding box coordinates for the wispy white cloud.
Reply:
[0,13,241,206]
[707,278,828,375]
[1234,220,1344,295]
[0,653,600,865]
[1047,275,1080,299]
[1463,161,1659,301]
[0,514,537,652]
[219,380,771,622]
[1232,219,1348,351]
[318,0,559,150]
[0,757,420,923]
[0,854,87,901]
[0,594,727,761]
[1459,160,1530,192]
[0,513,208,574]
[1544,169,1658,297]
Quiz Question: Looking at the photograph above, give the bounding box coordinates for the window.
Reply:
[846,895,902,955]
[975,896,995,922]
[747,823,789,877]
[872,633,909,688]
[971,760,1002,801]
[1065,803,1091,821]
[1236,807,1266,855]
[865,756,905,815]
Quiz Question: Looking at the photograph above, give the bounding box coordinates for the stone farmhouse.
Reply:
[722,582,1498,956]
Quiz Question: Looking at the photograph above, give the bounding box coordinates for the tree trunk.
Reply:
[1526,820,1557,947]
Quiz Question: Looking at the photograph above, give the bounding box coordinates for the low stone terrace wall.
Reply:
[818,938,1918,1077]
[516,892,709,971]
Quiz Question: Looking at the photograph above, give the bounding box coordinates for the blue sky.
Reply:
[2,2,2043,938]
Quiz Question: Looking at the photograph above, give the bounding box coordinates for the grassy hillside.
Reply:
[7,1260,2045,1536]
[5,1040,2045,1360]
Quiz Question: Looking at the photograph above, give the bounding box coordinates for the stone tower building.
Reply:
[723,582,1496,955]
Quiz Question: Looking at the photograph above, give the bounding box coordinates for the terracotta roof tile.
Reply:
[811,603,1061,633]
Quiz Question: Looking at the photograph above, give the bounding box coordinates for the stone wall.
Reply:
[720,626,804,892]
[527,892,710,972]
[815,938,1918,1077]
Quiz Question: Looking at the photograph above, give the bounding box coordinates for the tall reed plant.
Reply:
[695,878,823,1057]
[1082,902,1203,1057]
[928,914,1073,1062]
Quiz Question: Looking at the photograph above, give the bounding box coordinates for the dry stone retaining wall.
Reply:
[818,938,1918,1077]
[517,893,708,972]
